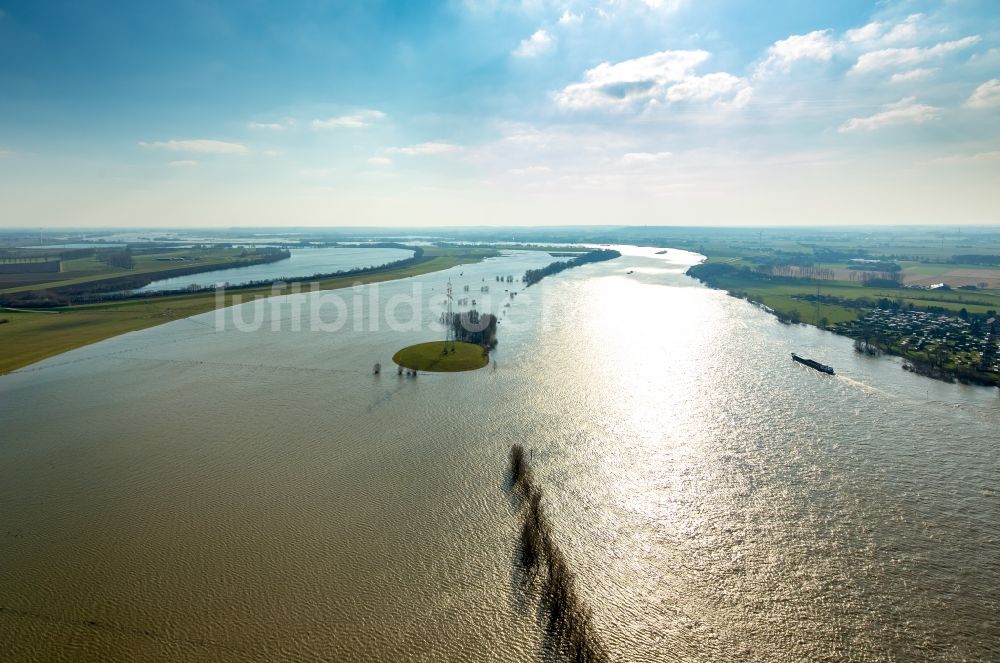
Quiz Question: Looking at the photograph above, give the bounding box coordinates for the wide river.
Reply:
[134,246,414,293]
[1,246,997,661]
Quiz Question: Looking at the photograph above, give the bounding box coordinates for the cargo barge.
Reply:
[791,353,835,375]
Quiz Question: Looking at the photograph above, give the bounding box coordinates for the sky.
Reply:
[0,0,999,228]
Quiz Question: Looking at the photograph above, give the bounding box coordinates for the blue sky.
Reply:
[1,0,998,227]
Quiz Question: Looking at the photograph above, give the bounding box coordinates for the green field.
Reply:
[656,227,1000,265]
[0,247,496,374]
[0,247,285,293]
[392,340,489,372]
[683,225,1000,329]
[700,258,1000,327]
[685,229,1000,385]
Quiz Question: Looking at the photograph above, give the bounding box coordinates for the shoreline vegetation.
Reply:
[1,245,291,300]
[0,243,419,307]
[687,259,999,388]
[0,246,498,375]
[6,226,998,387]
[522,249,621,287]
[509,444,609,663]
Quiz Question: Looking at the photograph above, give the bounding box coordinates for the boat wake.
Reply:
[836,374,894,399]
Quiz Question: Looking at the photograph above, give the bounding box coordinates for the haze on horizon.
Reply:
[1,0,998,229]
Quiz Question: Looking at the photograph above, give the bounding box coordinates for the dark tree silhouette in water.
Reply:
[523,250,621,287]
[508,444,609,663]
[444,309,498,347]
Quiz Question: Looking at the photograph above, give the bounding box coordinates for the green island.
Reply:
[0,245,498,374]
[392,340,490,372]
[393,306,499,373]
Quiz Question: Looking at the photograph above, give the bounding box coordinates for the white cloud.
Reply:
[839,97,939,132]
[558,11,581,26]
[845,14,923,46]
[139,139,249,155]
[640,0,684,10]
[248,120,292,130]
[965,79,1000,109]
[514,29,554,58]
[846,21,884,44]
[0,148,14,159]
[881,14,923,44]
[367,156,393,166]
[168,160,199,167]
[311,109,386,129]
[756,30,835,77]
[665,72,751,105]
[851,36,981,74]
[620,151,672,166]
[889,68,937,83]
[262,149,282,158]
[555,50,751,110]
[387,142,461,156]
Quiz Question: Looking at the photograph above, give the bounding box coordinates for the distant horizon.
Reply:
[6,222,1000,233]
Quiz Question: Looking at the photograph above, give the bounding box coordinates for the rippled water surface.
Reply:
[135,246,413,292]
[1,247,998,661]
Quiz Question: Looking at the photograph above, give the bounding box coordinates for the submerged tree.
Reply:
[507,445,609,663]
[522,250,621,287]
[444,309,498,348]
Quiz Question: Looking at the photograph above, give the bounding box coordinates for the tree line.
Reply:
[951,254,1000,266]
[522,249,621,287]
[1,246,424,308]
[96,248,134,270]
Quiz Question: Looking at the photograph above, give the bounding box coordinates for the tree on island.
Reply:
[444,309,498,348]
[522,249,621,287]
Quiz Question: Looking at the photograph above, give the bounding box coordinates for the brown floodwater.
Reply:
[1,247,998,661]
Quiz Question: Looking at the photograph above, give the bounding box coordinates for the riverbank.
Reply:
[523,249,621,287]
[0,246,290,297]
[0,247,497,374]
[687,258,1000,387]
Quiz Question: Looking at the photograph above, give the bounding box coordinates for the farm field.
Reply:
[683,228,1000,385]
[0,246,496,374]
[0,246,287,293]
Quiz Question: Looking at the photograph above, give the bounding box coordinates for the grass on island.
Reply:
[0,247,496,375]
[392,341,489,372]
